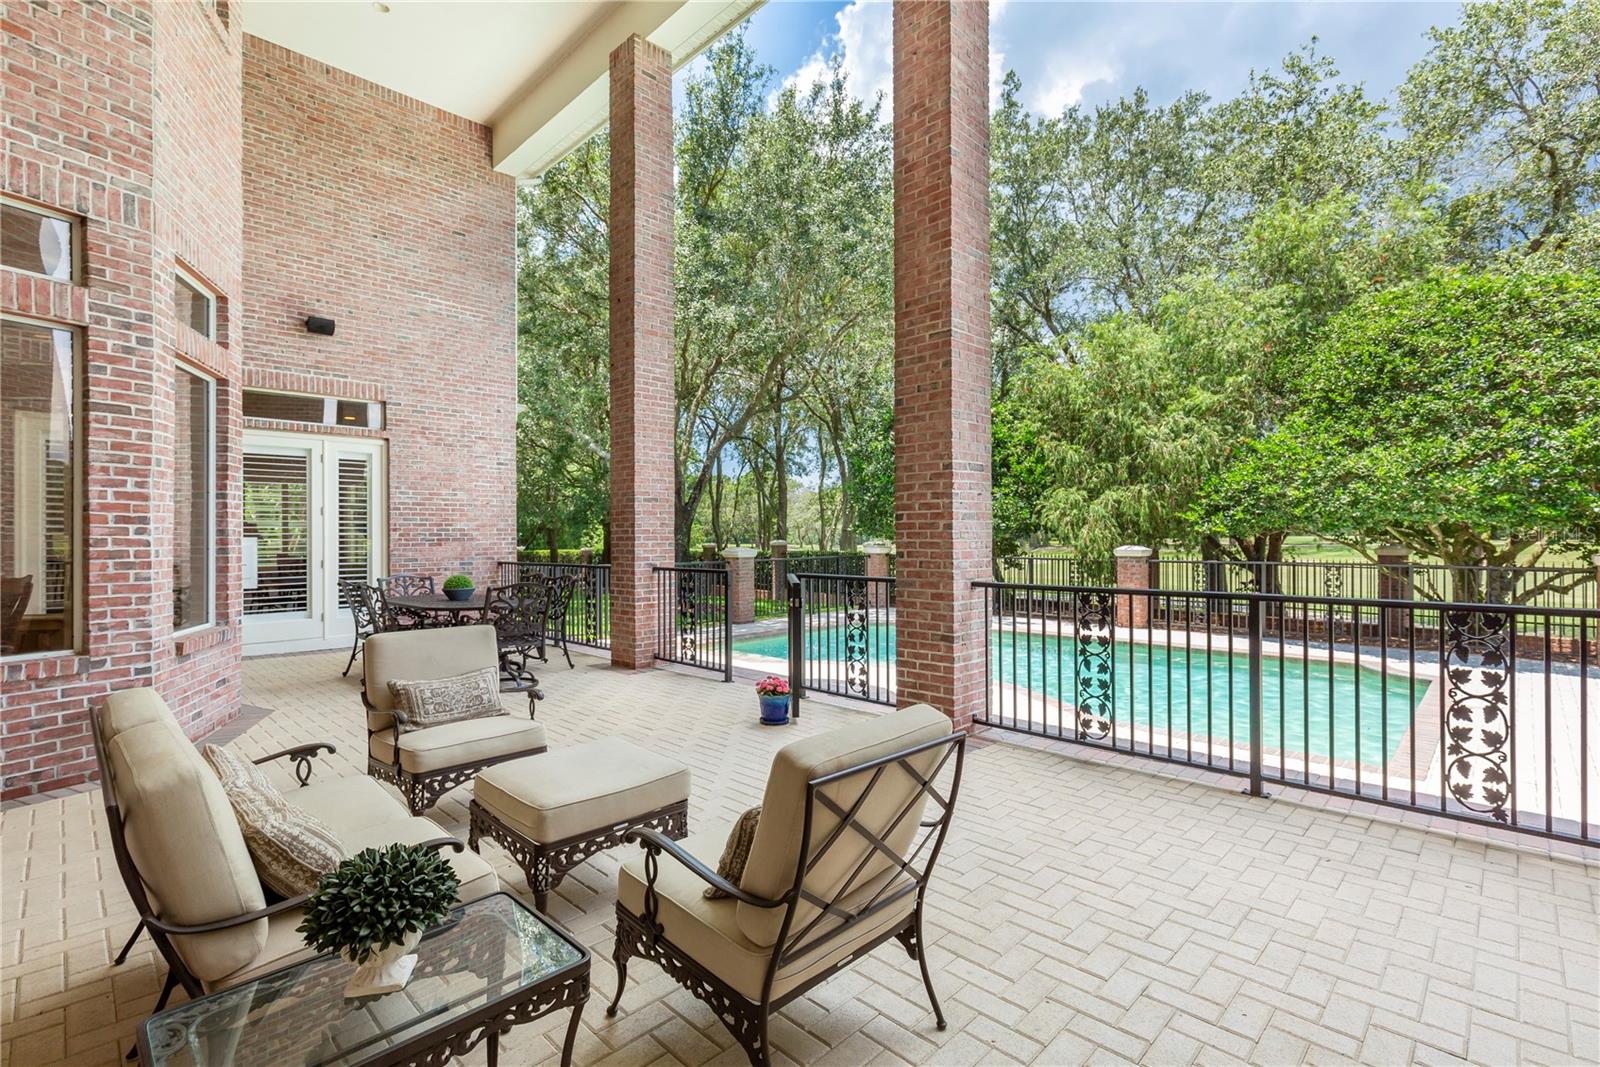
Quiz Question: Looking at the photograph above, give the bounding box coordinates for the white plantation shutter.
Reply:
[337,456,372,603]
[243,451,311,616]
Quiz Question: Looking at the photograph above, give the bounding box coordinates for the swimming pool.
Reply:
[734,626,1420,764]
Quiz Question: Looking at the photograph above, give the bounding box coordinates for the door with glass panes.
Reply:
[242,432,385,653]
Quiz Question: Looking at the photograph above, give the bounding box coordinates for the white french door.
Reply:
[242,431,385,654]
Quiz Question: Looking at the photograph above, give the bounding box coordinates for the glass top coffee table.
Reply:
[137,893,589,1067]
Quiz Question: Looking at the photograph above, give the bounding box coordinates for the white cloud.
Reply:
[1030,56,1119,115]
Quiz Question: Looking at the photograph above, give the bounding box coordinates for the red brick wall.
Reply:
[892,0,993,730]
[240,36,517,588]
[1,0,245,799]
[607,35,676,669]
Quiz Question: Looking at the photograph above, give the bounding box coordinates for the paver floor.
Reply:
[3,647,1597,1066]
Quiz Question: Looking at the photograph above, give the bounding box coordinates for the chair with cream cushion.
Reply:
[362,625,548,815]
[92,687,499,1020]
[608,704,967,1067]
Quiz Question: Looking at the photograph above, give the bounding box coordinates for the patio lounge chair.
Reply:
[608,704,966,1067]
[91,687,499,1019]
[362,625,548,815]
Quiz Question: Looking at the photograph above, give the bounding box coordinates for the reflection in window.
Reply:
[2,317,77,656]
[0,200,75,282]
[175,272,214,338]
[174,368,215,632]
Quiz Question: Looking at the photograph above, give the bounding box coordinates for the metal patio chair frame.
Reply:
[482,581,551,706]
[338,578,381,677]
[608,730,966,1067]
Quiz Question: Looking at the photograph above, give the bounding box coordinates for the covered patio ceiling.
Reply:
[242,0,765,177]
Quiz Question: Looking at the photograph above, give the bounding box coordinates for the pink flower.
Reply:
[755,675,789,696]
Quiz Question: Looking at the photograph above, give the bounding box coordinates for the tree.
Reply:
[1193,270,1600,597]
[1402,0,1600,257]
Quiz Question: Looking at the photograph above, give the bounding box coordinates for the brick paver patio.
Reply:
[3,648,1597,1066]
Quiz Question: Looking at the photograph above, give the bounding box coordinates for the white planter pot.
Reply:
[341,929,422,997]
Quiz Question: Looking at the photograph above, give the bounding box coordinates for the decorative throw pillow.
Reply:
[704,805,762,900]
[387,667,506,733]
[202,745,345,898]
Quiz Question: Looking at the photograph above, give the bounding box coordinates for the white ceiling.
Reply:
[242,0,763,178]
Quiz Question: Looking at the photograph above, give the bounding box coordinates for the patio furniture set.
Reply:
[94,626,967,1067]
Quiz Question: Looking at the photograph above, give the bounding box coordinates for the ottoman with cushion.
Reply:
[468,737,690,911]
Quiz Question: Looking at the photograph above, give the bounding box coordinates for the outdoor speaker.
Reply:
[305,316,336,336]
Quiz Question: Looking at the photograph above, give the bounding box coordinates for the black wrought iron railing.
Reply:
[653,564,732,681]
[996,554,1115,587]
[496,561,611,649]
[975,580,1599,844]
[785,572,896,709]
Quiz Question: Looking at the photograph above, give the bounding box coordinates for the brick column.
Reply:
[579,548,593,564]
[768,540,788,599]
[723,546,756,624]
[863,540,892,579]
[893,0,992,730]
[700,542,718,563]
[1376,545,1412,637]
[608,34,675,670]
[1114,545,1154,629]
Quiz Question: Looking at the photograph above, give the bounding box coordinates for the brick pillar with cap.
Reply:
[892,0,992,730]
[1376,545,1412,637]
[1115,545,1154,629]
[607,33,675,670]
[768,540,788,599]
[723,546,756,625]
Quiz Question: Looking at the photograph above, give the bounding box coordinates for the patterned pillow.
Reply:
[704,805,762,900]
[387,667,506,733]
[202,745,345,898]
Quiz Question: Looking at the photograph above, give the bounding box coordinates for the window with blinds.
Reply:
[243,452,311,617]
[337,456,372,605]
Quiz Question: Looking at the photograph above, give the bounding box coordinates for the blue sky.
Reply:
[680,1,1464,117]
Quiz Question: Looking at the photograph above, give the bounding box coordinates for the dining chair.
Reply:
[482,581,551,708]
[338,579,381,677]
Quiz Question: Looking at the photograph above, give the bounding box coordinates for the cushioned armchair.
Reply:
[608,705,966,1067]
[91,688,499,1019]
[362,625,548,815]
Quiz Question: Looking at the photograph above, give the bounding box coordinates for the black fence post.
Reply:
[722,568,734,683]
[1246,569,1266,798]
[787,573,804,719]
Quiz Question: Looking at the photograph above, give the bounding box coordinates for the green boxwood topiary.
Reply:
[441,574,475,591]
[297,844,460,964]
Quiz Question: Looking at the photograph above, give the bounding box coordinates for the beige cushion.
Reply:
[737,704,952,948]
[203,745,344,898]
[292,775,410,841]
[389,666,505,733]
[618,824,916,1002]
[368,716,547,774]
[338,817,500,904]
[364,625,500,731]
[474,737,690,843]
[100,690,267,984]
[705,806,761,900]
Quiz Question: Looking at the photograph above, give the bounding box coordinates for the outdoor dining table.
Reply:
[385,590,488,627]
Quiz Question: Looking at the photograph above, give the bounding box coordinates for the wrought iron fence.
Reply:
[996,554,1115,586]
[496,561,611,649]
[974,579,1598,844]
[785,572,896,709]
[653,564,732,681]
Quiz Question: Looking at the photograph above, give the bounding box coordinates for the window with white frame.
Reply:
[173,366,216,632]
[174,269,217,340]
[2,315,80,657]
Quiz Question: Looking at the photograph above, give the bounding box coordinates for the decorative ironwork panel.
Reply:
[1322,565,1343,597]
[1442,609,1512,823]
[1073,591,1114,741]
[844,579,870,696]
[676,573,699,663]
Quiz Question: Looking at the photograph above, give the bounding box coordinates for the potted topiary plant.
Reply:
[297,843,460,997]
[755,675,790,726]
[442,573,476,602]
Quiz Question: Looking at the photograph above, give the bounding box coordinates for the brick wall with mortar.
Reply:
[607,35,676,670]
[1,0,244,799]
[891,0,993,731]
[240,35,517,588]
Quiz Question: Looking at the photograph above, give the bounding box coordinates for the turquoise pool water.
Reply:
[734,626,1419,764]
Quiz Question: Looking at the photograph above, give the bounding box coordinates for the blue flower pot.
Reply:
[758,694,790,725]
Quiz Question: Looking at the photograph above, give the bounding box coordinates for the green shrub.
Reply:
[297,844,459,963]
[441,574,475,591]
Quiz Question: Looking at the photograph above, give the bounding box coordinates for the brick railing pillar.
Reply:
[863,540,892,579]
[723,546,756,625]
[700,542,718,563]
[1114,545,1154,629]
[1377,545,1412,637]
[579,548,593,565]
[607,33,675,670]
[768,539,788,599]
[892,0,992,731]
